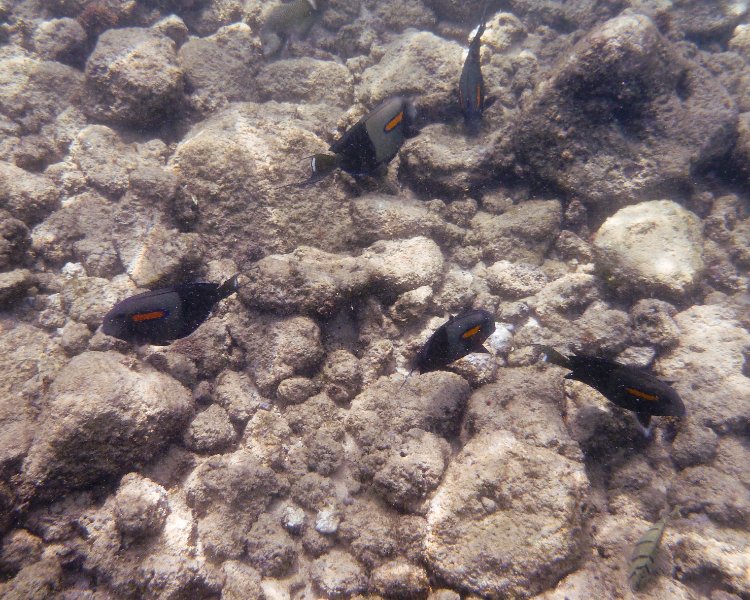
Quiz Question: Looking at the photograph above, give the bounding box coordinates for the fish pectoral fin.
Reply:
[483,95,497,109]
[473,344,490,354]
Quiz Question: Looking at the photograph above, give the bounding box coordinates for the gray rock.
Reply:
[370,560,430,598]
[320,349,362,403]
[183,404,236,453]
[593,200,704,299]
[31,17,86,65]
[668,465,750,529]
[242,409,292,471]
[62,273,134,329]
[362,236,444,295]
[221,560,263,600]
[506,14,737,212]
[310,549,367,598]
[285,393,342,439]
[400,123,495,197]
[349,193,444,245]
[388,285,433,322]
[0,211,30,269]
[179,23,262,106]
[0,323,66,477]
[171,102,350,261]
[280,504,305,535]
[315,507,340,535]
[0,53,84,138]
[0,162,60,225]
[239,246,369,317]
[657,304,750,433]
[373,428,448,510]
[291,471,338,512]
[471,200,562,265]
[337,498,398,567]
[20,351,193,501]
[357,30,463,118]
[485,260,548,299]
[672,420,719,469]
[462,366,581,461]
[425,430,589,597]
[84,28,184,126]
[573,301,631,355]
[245,513,297,577]
[244,316,325,394]
[256,57,354,107]
[213,370,266,425]
[186,448,289,517]
[153,14,190,47]
[0,557,62,599]
[276,376,319,405]
[630,298,681,347]
[305,428,344,476]
[0,268,34,308]
[0,529,43,573]
[113,473,170,540]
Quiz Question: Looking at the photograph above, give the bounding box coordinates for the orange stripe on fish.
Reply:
[625,387,659,402]
[475,84,481,109]
[461,325,482,339]
[131,310,166,323]
[384,111,403,132]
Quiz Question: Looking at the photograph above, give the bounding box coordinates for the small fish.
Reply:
[415,309,496,373]
[458,1,494,134]
[261,0,318,56]
[538,346,685,434]
[102,275,239,345]
[628,507,680,591]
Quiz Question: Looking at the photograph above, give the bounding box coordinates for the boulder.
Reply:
[20,351,192,501]
[593,200,704,299]
[84,28,184,127]
[425,430,589,597]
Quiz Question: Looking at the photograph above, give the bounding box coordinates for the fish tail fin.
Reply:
[479,0,492,31]
[218,274,240,299]
[399,368,414,391]
[635,412,653,437]
[535,345,572,369]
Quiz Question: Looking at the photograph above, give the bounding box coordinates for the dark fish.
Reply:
[458,1,493,134]
[262,0,318,56]
[311,96,419,179]
[102,275,239,345]
[538,346,685,433]
[415,309,496,373]
[629,507,679,591]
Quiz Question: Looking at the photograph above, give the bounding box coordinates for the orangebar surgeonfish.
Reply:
[538,346,686,434]
[102,275,239,345]
[458,1,494,135]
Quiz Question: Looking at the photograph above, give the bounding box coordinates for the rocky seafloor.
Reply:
[1,0,750,598]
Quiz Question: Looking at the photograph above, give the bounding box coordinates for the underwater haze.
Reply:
[1,0,750,598]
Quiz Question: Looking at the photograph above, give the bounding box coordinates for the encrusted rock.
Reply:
[373,428,449,510]
[485,260,548,299]
[0,162,60,225]
[310,549,367,598]
[0,529,43,573]
[593,200,704,299]
[240,246,369,317]
[370,559,430,598]
[0,268,34,308]
[256,57,354,107]
[113,473,170,540]
[630,298,681,347]
[20,351,192,501]
[245,316,325,394]
[362,236,444,295]
[350,194,443,245]
[183,404,236,453]
[85,28,184,126]
[425,430,589,597]
[672,420,719,470]
[506,14,737,211]
[471,200,562,265]
[179,23,262,105]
